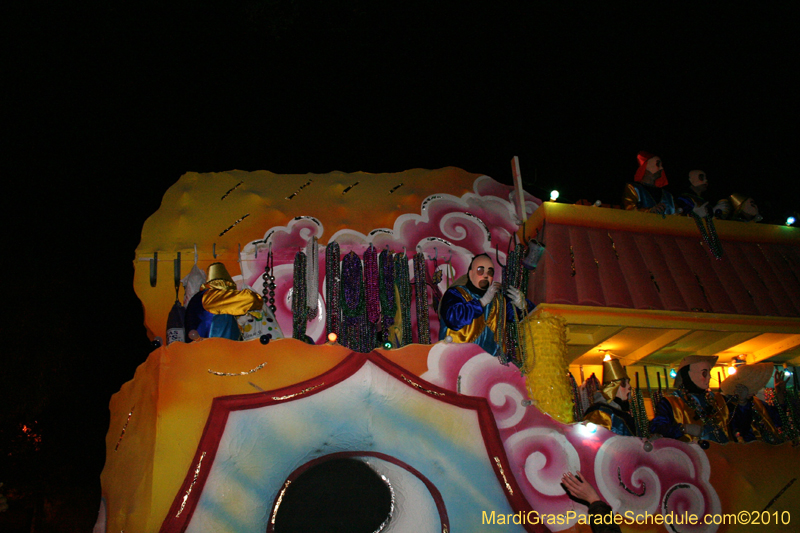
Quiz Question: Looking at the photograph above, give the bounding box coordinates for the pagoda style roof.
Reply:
[526,203,800,375]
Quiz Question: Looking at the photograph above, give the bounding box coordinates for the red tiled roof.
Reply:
[528,204,800,317]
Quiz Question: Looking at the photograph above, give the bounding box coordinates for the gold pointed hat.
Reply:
[600,355,629,401]
[602,357,628,384]
[729,193,750,216]
[205,262,236,289]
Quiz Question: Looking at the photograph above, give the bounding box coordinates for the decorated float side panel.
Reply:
[102,341,800,533]
[134,169,542,343]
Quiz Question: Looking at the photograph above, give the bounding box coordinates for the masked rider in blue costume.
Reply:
[650,355,737,443]
[722,363,787,444]
[438,254,531,360]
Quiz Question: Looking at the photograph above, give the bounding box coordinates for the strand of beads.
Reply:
[413,252,431,344]
[776,400,799,443]
[750,401,783,444]
[341,251,365,318]
[325,241,341,338]
[305,236,319,319]
[788,383,800,428]
[261,265,269,300]
[362,312,377,352]
[261,249,275,313]
[705,212,723,258]
[519,243,530,305]
[691,211,723,259]
[679,389,725,442]
[394,252,413,346]
[364,245,381,325]
[502,244,526,367]
[291,250,308,340]
[340,251,369,352]
[378,249,396,344]
[495,296,509,366]
[262,245,276,313]
[780,387,800,443]
[630,385,650,439]
[630,390,650,438]
[360,245,379,351]
[500,247,515,364]
[512,244,526,365]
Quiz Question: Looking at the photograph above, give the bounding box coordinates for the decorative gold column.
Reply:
[520,311,573,424]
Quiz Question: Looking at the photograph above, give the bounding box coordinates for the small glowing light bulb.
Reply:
[550,190,560,202]
[669,368,677,379]
[787,216,796,226]
[728,366,737,375]
[603,353,612,362]
[327,332,338,343]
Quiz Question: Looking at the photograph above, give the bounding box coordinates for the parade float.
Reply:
[99,167,800,532]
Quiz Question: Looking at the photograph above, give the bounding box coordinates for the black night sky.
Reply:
[2,2,796,530]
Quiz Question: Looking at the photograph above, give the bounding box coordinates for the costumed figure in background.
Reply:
[184,262,263,341]
[623,151,676,215]
[582,357,636,436]
[677,169,725,258]
[718,192,763,222]
[677,169,711,217]
[650,355,734,443]
[438,254,530,359]
[723,364,786,444]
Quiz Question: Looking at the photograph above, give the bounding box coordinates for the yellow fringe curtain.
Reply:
[520,311,573,424]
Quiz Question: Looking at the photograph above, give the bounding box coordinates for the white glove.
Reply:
[507,286,525,310]
[692,202,710,218]
[479,282,500,307]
